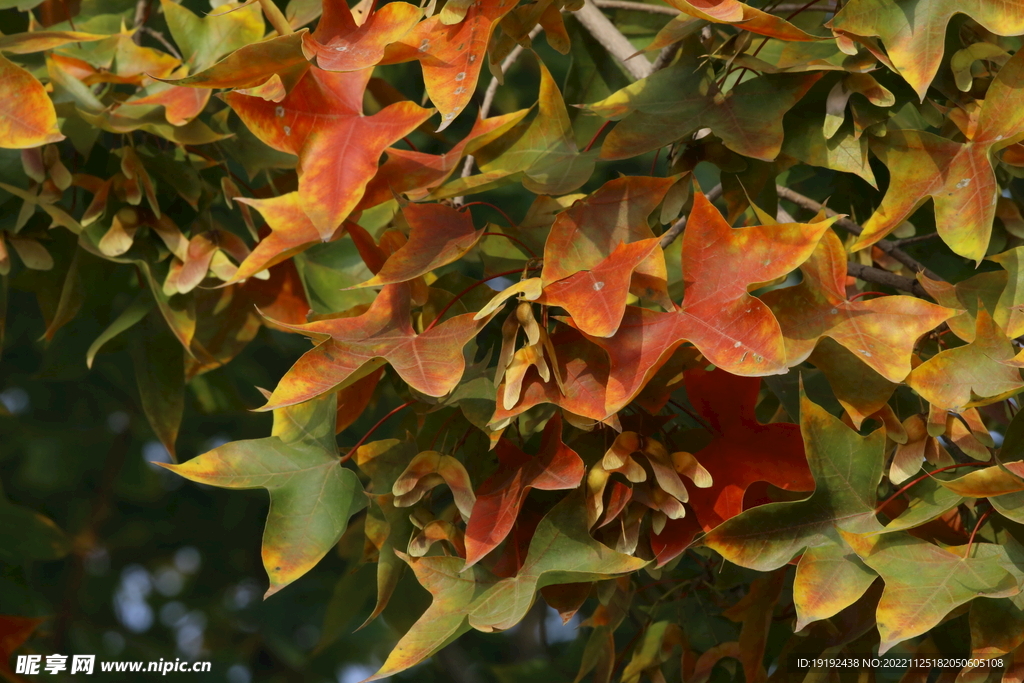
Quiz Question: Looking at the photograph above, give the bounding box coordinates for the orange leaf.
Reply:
[0,54,64,149]
[577,192,829,414]
[262,283,491,408]
[464,413,584,567]
[356,202,483,287]
[382,0,516,130]
[302,0,421,72]
[762,230,954,382]
[227,66,432,238]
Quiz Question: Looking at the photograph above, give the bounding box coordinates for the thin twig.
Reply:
[846,263,929,298]
[132,0,148,43]
[658,184,722,249]
[593,0,679,15]
[142,27,182,60]
[575,0,653,80]
[892,233,941,247]
[775,185,942,281]
[342,400,414,462]
[456,26,542,203]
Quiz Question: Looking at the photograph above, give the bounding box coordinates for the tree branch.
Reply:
[659,184,722,249]
[592,0,680,15]
[575,0,653,80]
[456,25,542,203]
[775,185,943,282]
[847,263,929,298]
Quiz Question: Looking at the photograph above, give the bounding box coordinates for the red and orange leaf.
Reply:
[356,202,483,287]
[125,83,211,126]
[578,192,830,414]
[538,238,664,338]
[262,283,491,408]
[853,48,1024,261]
[382,0,517,130]
[227,66,432,238]
[464,413,585,567]
[302,0,421,72]
[684,367,813,531]
[357,109,527,210]
[540,175,675,287]
[762,230,954,382]
[230,192,347,283]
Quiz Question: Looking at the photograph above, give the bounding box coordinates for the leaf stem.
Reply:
[966,506,994,557]
[459,201,518,232]
[658,184,723,249]
[875,462,989,514]
[342,400,414,462]
[583,121,612,153]
[258,0,293,36]
[424,266,540,333]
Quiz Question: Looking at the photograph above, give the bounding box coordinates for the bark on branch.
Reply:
[775,185,943,282]
[847,263,930,298]
[575,0,654,80]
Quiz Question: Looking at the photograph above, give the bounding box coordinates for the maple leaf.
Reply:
[464,413,585,567]
[540,175,675,287]
[828,0,1024,100]
[160,393,367,597]
[0,54,64,148]
[381,0,516,130]
[357,110,528,210]
[368,492,646,680]
[440,59,596,198]
[167,32,309,90]
[762,230,954,382]
[261,283,491,409]
[577,192,831,415]
[227,66,432,238]
[227,192,346,284]
[682,367,814,531]
[842,530,1024,654]
[586,56,820,161]
[907,309,1024,413]
[355,202,483,287]
[539,239,664,338]
[702,386,885,570]
[852,48,1024,261]
[160,0,264,70]
[301,0,421,72]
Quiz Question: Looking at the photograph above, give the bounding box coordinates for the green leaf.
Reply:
[132,314,184,460]
[369,491,646,679]
[160,393,367,597]
[0,479,71,562]
[702,388,885,571]
[842,530,1024,653]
